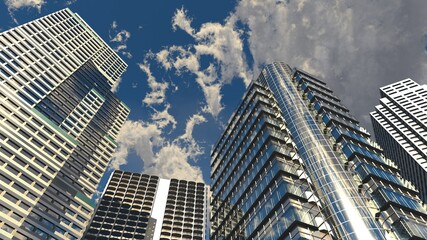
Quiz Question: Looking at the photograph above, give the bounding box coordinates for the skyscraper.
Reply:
[0,9,129,239]
[211,62,427,239]
[84,170,209,240]
[371,79,427,203]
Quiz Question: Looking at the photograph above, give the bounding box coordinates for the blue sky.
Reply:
[1,0,427,194]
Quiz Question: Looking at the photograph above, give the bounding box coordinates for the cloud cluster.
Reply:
[4,0,44,11]
[154,0,427,129]
[232,0,427,129]
[109,20,132,59]
[111,113,206,182]
[114,0,427,184]
[151,7,251,118]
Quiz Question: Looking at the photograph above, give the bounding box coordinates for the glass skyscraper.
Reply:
[211,62,427,239]
[371,79,427,203]
[0,9,129,239]
[84,170,209,240]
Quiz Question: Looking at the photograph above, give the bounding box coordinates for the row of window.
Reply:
[212,87,273,179]
[211,83,269,164]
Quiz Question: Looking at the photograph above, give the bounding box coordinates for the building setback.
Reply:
[210,62,427,239]
[84,170,209,240]
[371,79,427,203]
[0,9,129,239]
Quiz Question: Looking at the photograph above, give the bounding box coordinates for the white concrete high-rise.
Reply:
[371,79,427,203]
[0,8,129,239]
[84,170,209,240]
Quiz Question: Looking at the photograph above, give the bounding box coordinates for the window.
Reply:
[28,166,40,176]
[1,223,14,233]
[0,147,13,158]
[4,193,19,203]
[13,183,26,194]
[27,192,37,201]
[6,165,19,175]
[0,204,10,214]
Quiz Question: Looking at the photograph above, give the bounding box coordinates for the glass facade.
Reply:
[0,9,129,239]
[211,62,427,239]
[84,170,209,240]
[211,82,331,240]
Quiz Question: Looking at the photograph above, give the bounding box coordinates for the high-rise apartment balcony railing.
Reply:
[392,217,427,239]
[342,142,385,165]
[331,127,371,146]
[245,201,319,239]
[372,186,425,214]
[212,102,280,185]
[355,162,404,187]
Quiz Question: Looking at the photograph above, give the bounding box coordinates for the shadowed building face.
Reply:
[84,170,209,240]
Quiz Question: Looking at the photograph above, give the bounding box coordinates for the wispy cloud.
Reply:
[109,20,132,59]
[151,103,177,130]
[65,0,77,6]
[4,0,44,23]
[172,7,195,36]
[155,0,427,129]
[138,61,169,106]
[111,30,131,43]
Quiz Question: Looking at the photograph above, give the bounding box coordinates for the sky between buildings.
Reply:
[1,0,427,193]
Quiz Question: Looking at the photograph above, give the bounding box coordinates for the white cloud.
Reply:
[5,0,44,23]
[150,8,251,118]
[144,143,203,182]
[111,113,206,182]
[193,15,252,85]
[65,0,77,6]
[111,20,118,30]
[156,49,172,70]
[109,21,132,59]
[151,103,177,130]
[114,44,127,52]
[110,120,162,171]
[178,114,207,163]
[172,7,195,36]
[180,113,207,143]
[111,30,131,43]
[110,77,121,93]
[5,0,44,11]
[138,61,169,106]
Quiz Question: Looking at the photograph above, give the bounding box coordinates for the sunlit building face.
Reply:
[0,8,129,239]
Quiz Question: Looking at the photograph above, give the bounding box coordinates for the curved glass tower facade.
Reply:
[211,82,332,240]
[211,62,427,239]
